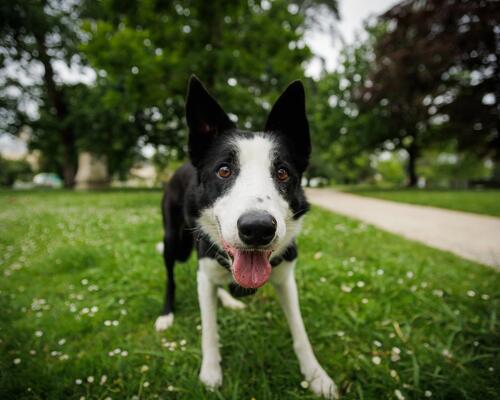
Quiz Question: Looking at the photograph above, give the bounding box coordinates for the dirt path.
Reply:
[306,188,500,270]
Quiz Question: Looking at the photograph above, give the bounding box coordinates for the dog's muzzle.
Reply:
[237,210,277,246]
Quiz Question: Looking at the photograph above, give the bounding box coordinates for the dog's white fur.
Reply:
[197,258,338,398]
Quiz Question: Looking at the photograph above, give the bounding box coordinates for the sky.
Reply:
[0,0,400,159]
[305,0,400,77]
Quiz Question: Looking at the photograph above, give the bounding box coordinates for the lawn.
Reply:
[345,188,500,217]
[1,190,499,400]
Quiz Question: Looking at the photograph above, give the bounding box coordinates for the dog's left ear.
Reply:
[264,81,311,171]
[186,75,236,167]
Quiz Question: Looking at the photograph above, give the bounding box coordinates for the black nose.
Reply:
[237,211,277,246]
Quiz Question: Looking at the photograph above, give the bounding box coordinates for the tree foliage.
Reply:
[356,0,500,186]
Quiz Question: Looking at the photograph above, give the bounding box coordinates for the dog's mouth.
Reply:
[223,242,273,289]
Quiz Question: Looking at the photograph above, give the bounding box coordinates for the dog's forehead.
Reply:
[232,133,275,166]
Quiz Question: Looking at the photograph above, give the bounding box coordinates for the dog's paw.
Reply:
[199,362,223,390]
[308,370,339,399]
[217,288,246,310]
[220,295,246,310]
[154,313,174,331]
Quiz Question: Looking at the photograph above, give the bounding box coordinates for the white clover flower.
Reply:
[120,350,128,357]
[424,390,432,397]
[112,320,119,326]
[467,290,476,297]
[373,340,382,348]
[341,284,352,293]
[481,294,490,300]
[371,356,381,365]
[104,320,112,326]
[167,385,174,391]
[361,298,369,304]
[406,271,414,279]
[87,376,94,383]
[35,330,43,337]
[180,339,187,346]
[394,389,405,400]
[13,358,21,365]
[90,306,98,313]
[75,379,82,385]
[300,380,309,389]
[141,365,149,373]
[442,349,452,358]
[376,269,384,275]
[100,375,107,385]
[143,381,150,388]
[58,338,66,346]
[320,277,326,283]
[81,279,89,286]
[356,281,365,288]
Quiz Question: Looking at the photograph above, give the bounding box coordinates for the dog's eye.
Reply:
[217,165,232,179]
[276,168,289,182]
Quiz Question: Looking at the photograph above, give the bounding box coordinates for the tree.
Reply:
[359,0,500,186]
[0,0,82,187]
[80,0,339,171]
[307,24,387,184]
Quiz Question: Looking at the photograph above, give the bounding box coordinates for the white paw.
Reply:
[154,313,174,331]
[199,362,223,390]
[221,297,246,310]
[308,370,339,399]
[217,288,246,310]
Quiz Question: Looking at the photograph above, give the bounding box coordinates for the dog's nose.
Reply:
[237,211,277,246]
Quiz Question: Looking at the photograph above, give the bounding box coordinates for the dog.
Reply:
[155,76,338,399]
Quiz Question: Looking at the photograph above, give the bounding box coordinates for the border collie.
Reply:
[155,76,338,399]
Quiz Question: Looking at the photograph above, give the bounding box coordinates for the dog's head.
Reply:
[186,75,310,289]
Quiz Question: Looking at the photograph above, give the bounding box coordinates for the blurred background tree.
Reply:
[0,0,82,187]
[1,0,498,189]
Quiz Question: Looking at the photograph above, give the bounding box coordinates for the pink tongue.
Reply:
[232,250,272,289]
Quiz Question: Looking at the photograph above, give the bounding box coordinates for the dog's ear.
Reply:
[264,81,311,170]
[186,75,235,166]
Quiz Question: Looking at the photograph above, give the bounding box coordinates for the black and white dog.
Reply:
[155,76,338,399]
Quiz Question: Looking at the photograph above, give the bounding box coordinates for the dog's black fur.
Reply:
[159,75,310,316]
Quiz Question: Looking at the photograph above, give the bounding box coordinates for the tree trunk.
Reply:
[34,30,76,188]
[406,141,419,187]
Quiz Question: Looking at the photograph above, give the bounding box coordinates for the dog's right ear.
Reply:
[186,75,235,166]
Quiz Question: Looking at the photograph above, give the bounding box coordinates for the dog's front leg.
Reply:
[272,262,338,399]
[197,260,222,389]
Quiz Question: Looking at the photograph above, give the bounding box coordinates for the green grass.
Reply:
[345,188,500,217]
[1,190,499,400]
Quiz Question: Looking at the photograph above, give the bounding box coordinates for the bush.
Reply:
[0,156,33,187]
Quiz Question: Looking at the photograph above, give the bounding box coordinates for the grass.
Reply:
[0,190,499,400]
[344,188,500,217]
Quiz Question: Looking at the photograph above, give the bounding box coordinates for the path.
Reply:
[306,188,500,270]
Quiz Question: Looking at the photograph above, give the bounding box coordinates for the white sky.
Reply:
[305,0,400,77]
[0,0,400,158]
